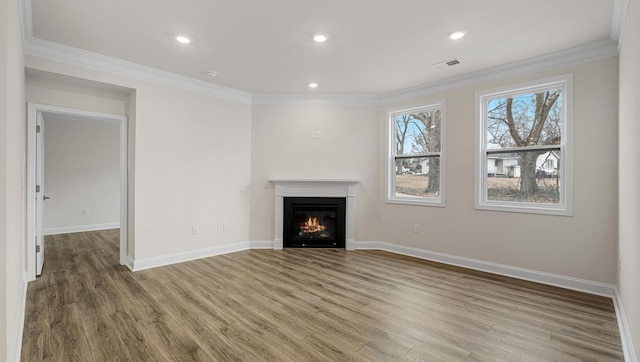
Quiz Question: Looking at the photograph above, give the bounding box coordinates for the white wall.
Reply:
[26,71,130,115]
[250,103,380,243]
[1,0,27,360]
[25,55,253,263]
[0,9,8,357]
[133,85,251,260]
[42,116,120,233]
[378,57,618,284]
[618,0,640,358]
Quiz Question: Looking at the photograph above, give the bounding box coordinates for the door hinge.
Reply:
[36,185,40,193]
[36,125,41,133]
[36,244,40,253]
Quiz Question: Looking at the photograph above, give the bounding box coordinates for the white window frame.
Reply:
[475,74,573,216]
[386,101,446,207]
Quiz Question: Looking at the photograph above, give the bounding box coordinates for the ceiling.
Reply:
[28,0,616,95]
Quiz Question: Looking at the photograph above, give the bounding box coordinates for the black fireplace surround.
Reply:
[283,197,346,248]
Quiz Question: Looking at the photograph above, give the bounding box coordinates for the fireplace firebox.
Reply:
[283,197,346,248]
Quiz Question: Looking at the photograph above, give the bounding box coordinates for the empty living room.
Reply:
[2,0,639,361]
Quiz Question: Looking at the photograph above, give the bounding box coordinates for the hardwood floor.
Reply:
[21,229,624,361]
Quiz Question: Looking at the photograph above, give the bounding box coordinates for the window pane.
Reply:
[395,109,441,155]
[486,90,562,149]
[486,150,560,204]
[394,157,440,198]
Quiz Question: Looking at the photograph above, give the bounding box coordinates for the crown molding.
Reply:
[611,0,630,46]
[18,0,32,46]
[252,93,380,106]
[258,39,617,106]
[24,38,252,104]
[379,39,618,105]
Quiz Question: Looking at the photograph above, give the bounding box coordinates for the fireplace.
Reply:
[283,197,346,248]
[271,179,358,250]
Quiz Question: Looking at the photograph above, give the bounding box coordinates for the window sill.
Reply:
[386,198,445,207]
[475,202,572,216]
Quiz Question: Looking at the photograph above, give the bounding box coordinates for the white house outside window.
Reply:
[387,102,445,206]
[475,74,573,215]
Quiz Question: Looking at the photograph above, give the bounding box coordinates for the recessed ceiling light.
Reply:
[308,83,319,88]
[313,34,328,43]
[176,36,191,44]
[205,70,218,77]
[449,31,466,40]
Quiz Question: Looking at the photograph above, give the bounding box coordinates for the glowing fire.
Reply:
[300,216,326,234]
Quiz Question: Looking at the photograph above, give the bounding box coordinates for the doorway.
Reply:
[26,103,128,280]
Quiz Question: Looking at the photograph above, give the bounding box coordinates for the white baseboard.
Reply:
[133,241,251,271]
[10,276,28,362]
[614,287,638,362]
[352,241,616,297]
[346,239,355,251]
[351,241,382,250]
[123,255,135,271]
[44,223,120,235]
[250,240,274,249]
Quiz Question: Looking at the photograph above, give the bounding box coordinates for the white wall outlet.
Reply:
[310,130,322,139]
[223,222,230,231]
[413,224,420,233]
[240,183,246,192]
[192,225,200,235]
[83,208,89,215]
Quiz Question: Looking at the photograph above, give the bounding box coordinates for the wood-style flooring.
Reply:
[21,229,624,361]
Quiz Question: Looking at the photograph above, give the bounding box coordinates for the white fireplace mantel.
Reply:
[271,179,359,250]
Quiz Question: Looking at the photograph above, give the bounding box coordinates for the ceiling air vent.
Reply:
[431,58,461,71]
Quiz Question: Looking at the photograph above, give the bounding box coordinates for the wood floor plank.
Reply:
[109,309,163,361]
[403,335,472,362]
[21,229,624,361]
[76,306,135,361]
[20,320,48,362]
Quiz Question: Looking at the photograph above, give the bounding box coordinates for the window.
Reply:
[476,74,573,215]
[387,102,445,206]
[544,159,554,170]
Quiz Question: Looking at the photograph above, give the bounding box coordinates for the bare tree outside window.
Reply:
[482,84,565,205]
[410,110,441,194]
[389,104,444,204]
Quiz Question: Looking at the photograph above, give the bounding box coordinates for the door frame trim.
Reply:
[26,103,129,280]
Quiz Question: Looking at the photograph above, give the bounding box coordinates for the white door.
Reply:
[35,112,45,275]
